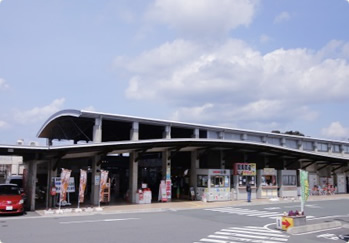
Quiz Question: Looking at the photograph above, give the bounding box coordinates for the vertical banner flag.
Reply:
[60,168,72,203]
[300,169,309,212]
[79,169,87,204]
[99,170,109,202]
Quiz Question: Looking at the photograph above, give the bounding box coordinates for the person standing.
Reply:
[246,181,252,202]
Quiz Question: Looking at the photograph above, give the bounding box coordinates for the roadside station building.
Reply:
[1,109,349,211]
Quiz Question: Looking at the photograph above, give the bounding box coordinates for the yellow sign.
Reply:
[234,163,256,176]
[281,217,294,230]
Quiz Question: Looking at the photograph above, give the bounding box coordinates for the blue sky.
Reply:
[1,0,349,145]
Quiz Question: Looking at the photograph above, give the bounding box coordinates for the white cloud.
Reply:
[0,78,9,90]
[13,98,65,124]
[321,122,349,139]
[274,11,290,24]
[0,120,7,129]
[316,40,349,59]
[260,34,271,44]
[146,0,257,37]
[115,39,349,131]
[83,106,96,112]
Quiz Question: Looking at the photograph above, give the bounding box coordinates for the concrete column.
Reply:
[129,151,138,203]
[162,150,171,201]
[26,161,38,211]
[193,128,199,138]
[281,138,286,147]
[264,156,269,168]
[163,126,171,139]
[46,160,52,208]
[130,122,139,141]
[340,144,345,156]
[93,117,102,143]
[162,150,171,180]
[47,160,58,208]
[190,151,199,188]
[297,140,303,150]
[91,156,101,206]
[328,144,333,154]
[220,150,225,169]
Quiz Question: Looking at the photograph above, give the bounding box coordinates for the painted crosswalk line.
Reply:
[204,207,284,219]
[194,226,289,243]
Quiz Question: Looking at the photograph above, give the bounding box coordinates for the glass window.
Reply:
[197,175,208,187]
[318,143,328,152]
[0,185,21,195]
[303,141,313,151]
[238,176,255,187]
[224,133,241,141]
[344,145,349,154]
[210,175,230,187]
[261,175,277,186]
[207,131,219,139]
[333,144,340,153]
[267,137,281,145]
[247,135,262,143]
[282,175,296,186]
[286,139,297,149]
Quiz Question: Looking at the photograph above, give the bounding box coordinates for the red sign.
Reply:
[212,170,224,174]
[50,187,57,196]
[166,180,171,199]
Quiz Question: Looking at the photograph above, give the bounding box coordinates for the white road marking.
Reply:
[197,226,289,243]
[307,214,349,221]
[221,229,289,238]
[305,204,321,208]
[264,207,281,210]
[229,227,285,234]
[291,227,342,236]
[59,217,139,224]
[205,207,286,219]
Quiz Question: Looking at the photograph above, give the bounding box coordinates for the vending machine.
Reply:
[196,169,231,202]
[232,163,257,200]
[257,168,278,199]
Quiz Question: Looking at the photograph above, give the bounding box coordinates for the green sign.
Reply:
[300,170,309,212]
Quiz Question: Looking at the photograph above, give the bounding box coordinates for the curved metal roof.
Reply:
[35,109,349,165]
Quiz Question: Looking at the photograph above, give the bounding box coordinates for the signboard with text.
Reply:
[234,163,256,176]
[53,177,75,193]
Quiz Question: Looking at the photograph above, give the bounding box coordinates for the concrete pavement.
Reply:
[34,194,349,235]
[37,193,349,216]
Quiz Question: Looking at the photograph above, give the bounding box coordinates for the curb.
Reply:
[287,221,342,234]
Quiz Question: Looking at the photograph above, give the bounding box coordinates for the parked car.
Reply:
[6,175,45,201]
[5,175,23,190]
[0,184,25,215]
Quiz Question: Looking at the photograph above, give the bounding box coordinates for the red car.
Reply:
[0,184,25,215]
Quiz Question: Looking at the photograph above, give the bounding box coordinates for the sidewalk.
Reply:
[36,193,349,216]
